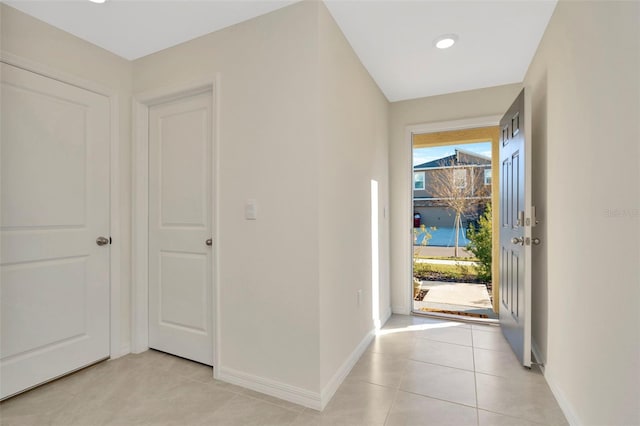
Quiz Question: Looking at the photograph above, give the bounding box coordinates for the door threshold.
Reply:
[411,310,499,326]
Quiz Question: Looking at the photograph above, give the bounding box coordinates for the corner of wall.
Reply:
[319,329,375,411]
[218,367,323,411]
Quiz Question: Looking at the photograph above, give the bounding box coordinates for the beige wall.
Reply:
[1,4,134,356]
[523,1,640,424]
[388,84,522,314]
[316,2,390,392]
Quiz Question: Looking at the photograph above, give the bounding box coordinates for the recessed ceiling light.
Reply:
[434,34,458,49]
[89,0,107,3]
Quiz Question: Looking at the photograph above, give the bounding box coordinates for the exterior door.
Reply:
[1,63,111,399]
[148,91,214,366]
[499,89,532,367]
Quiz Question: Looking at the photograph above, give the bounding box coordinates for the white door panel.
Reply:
[148,92,213,365]
[1,63,110,399]
[499,89,532,367]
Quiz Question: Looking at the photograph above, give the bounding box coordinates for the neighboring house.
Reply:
[413,149,491,228]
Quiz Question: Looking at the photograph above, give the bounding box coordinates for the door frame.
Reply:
[132,78,220,373]
[0,51,124,358]
[404,115,502,317]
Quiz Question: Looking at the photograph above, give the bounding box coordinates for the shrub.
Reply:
[467,203,492,282]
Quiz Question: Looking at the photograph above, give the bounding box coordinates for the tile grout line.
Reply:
[382,380,403,425]
[476,408,551,426]
[471,327,481,426]
[387,328,481,412]
[405,356,476,374]
[415,336,474,348]
[395,388,479,410]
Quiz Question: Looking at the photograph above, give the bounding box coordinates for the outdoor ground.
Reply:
[413,280,497,319]
[413,248,496,319]
[413,245,474,258]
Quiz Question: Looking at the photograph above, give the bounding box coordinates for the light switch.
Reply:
[245,199,257,220]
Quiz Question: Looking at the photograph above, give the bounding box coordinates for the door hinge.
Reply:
[109,237,112,245]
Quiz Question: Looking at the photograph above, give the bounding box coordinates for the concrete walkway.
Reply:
[414,280,497,319]
[414,258,478,266]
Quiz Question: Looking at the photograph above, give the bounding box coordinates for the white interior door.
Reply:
[499,89,532,367]
[148,91,213,366]
[1,63,111,399]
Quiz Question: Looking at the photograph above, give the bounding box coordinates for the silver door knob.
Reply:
[511,237,524,245]
[205,238,213,246]
[532,237,541,245]
[96,236,109,246]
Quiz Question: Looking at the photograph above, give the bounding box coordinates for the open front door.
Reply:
[499,89,532,367]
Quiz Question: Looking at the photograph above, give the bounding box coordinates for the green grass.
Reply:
[413,262,487,283]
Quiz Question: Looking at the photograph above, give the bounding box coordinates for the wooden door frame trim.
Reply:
[132,78,220,373]
[404,115,502,317]
[0,51,125,358]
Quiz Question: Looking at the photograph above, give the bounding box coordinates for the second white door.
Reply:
[148,91,213,365]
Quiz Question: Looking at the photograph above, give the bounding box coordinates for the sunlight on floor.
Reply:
[375,321,464,336]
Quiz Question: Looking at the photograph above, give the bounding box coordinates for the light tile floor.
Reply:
[0,315,567,425]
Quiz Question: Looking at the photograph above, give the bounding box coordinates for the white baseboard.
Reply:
[110,344,131,360]
[532,340,581,425]
[541,365,582,426]
[531,339,545,367]
[218,329,376,412]
[380,307,392,327]
[218,366,322,411]
[319,329,375,410]
[392,305,410,315]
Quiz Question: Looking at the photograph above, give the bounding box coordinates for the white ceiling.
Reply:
[3,0,557,102]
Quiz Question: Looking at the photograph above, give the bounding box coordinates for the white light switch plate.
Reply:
[245,199,257,220]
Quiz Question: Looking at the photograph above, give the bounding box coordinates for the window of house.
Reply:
[484,168,492,185]
[454,168,467,188]
[414,172,425,190]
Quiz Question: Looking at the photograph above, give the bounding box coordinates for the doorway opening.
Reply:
[411,127,500,321]
[132,81,219,371]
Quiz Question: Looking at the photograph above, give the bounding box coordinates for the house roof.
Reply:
[414,149,490,170]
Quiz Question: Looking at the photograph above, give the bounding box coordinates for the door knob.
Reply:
[96,236,109,246]
[205,238,213,247]
[511,237,524,245]
[532,237,541,245]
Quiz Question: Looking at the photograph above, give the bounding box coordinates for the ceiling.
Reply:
[3,0,557,102]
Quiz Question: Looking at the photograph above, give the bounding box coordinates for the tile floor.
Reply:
[0,315,567,425]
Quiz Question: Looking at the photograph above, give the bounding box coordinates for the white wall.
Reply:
[2,0,392,407]
[133,1,322,393]
[0,4,134,356]
[316,2,390,395]
[523,1,640,424]
[133,0,390,405]
[388,84,522,315]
